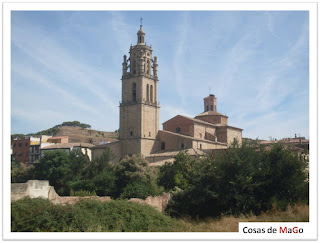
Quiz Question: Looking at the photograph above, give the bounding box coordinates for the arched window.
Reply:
[180,143,184,149]
[176,127,181,133]
[150,85,153,102]
[132,83,136,102]
[140,36,142,43]
[211,105,213,111]
[206,105,209,111]
[200,144,202,150]
[146,84,149,101]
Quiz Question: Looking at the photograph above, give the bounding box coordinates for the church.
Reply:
[91,24,242,165]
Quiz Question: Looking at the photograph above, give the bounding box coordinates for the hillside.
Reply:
[54,126,118,145]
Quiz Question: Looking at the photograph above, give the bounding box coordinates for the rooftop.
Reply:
[41,143,94,150]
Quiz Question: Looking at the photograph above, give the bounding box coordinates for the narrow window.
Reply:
[140,36,142,43]
[146,84,149,101]
[200,144,202,150]
[150,85,153,102]
[180,143,185,149]
[133,61,136,74]
[210,105,213,111]
[206,105,209,111]
[130,131,133,136]
[149,132,151,137]
[13,143,16,147]
[132,83,136,102]
[200,133,202,138]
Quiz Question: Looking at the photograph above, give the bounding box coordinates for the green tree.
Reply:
[114,155,162,199]
[33,150,71,195]
[164,141,309,218]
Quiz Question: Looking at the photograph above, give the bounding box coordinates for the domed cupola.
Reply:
[137,25,145,45]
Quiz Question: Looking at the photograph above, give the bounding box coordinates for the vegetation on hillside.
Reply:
[11,121,92,138]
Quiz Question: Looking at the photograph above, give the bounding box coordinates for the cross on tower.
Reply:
[140,17,143,26]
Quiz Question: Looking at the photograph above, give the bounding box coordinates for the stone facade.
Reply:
[91,24,243,164]
[119,24,159,158]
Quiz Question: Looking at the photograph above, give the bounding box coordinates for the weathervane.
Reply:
[140,17,143,26]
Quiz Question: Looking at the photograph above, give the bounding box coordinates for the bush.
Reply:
[70,189,96,197]
[11,197,75,232]
[114,155,163,199]
[120,180,154,199]
[11,197,183,232]
[162,142,309,218]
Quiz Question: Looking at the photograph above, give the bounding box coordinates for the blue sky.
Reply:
[11,11,309,140]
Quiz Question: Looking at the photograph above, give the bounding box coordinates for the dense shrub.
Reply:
[11,160,34,183]
[33,150,72,195]
[11,197,75,232]
[12,149,163,199]
[114,155,163,199]
[161,142,309,218]
[11,197,182,232]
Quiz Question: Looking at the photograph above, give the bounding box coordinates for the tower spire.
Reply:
[137,20,145,45]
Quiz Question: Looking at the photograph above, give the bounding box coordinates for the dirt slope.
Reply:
[54,126,118,145]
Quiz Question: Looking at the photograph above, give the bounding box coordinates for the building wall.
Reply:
[79,147,92,161]
[216,126,228,143]
[121,139,141,158]
[193,123,216,140]
[227,128,243,147]
[12,180,171,212]
[221,117,228,125]
[196,115,228,125]
[120,104,142,140]
[141,103,159,139]
[29,145,40,164]
[141,138,160,155]
[159,131,193,150]
[192,140,226,150]
[11,180,50,201]
[92,142,121,163]
[12,138,30,163]
[47,137,69,144]
[163,116,194,137]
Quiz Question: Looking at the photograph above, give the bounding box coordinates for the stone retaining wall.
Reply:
[11,180,170,212]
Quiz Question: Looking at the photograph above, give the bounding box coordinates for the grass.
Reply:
[178,204,309,232]
[11,197,308,232]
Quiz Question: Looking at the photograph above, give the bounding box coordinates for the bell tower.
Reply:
[119,23,160,157]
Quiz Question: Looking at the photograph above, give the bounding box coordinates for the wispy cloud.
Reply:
[10,11,309,139]
[172,12,189,105]
[12,20,119,116]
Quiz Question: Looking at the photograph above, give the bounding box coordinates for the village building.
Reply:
[41,143,94,161]
[91,24,243,164]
